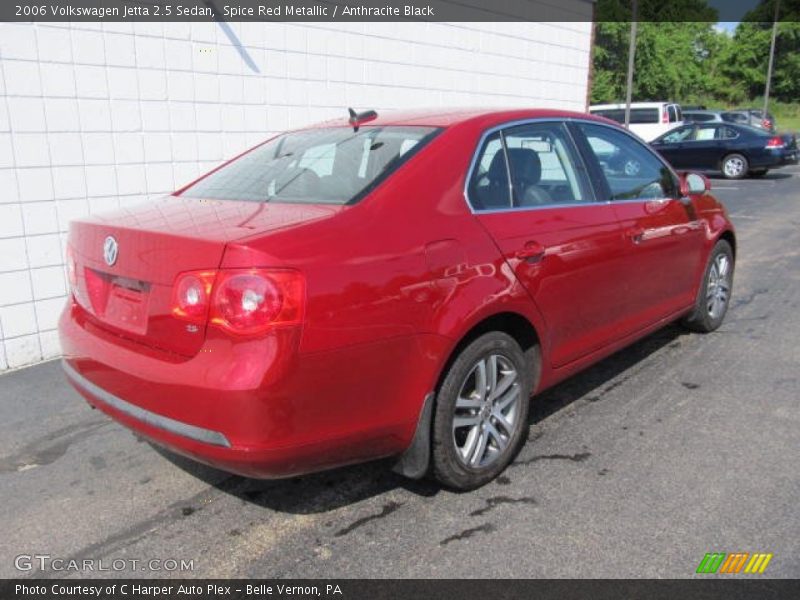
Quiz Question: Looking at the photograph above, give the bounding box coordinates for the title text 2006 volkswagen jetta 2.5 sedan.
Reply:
[59,108,736,490]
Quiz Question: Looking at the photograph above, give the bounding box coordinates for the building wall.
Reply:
[0,19,593,371]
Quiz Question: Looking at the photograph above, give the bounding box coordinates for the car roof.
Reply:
[684,109,722,114]
[308,107,617,130]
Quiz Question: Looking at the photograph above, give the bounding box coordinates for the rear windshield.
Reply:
[591,108,660,124]
[180,126,439,204]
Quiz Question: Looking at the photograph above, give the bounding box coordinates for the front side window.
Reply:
[660,125,695,144]
[180,126,439,204]
[577,123,678,201]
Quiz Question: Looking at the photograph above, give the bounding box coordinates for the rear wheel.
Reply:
[682,240,734,333]
[431,332,534,490]
[721,153,749,179]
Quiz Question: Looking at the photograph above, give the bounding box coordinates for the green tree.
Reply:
[591,0,723,105]
[726,0,800,103]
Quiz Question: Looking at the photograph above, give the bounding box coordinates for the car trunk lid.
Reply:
[69,196,339,357]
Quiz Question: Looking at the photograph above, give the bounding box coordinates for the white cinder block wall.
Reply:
[0,20,592,372]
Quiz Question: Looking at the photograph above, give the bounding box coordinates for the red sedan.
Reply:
[59,108,736,490]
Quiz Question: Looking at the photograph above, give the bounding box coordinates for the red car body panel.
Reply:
[59,108,735,479]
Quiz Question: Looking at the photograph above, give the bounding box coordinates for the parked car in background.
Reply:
[59,108,736,490]
[722,109,776,132]
[683,110,725,124]
[589,102,683,141]
[651,122,798,179]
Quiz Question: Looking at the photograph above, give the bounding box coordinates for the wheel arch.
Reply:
[434,311,543,396]
[718,229,737,260]
[392,312,543,480]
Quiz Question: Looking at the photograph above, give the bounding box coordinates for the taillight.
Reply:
[662,108,669,123]
[766,136,785,148]
[66,245,77,293]
[762,119,772,130]
[172,271,216,323]
[172,268,305,336]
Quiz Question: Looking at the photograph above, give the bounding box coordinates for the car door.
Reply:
[469,121,634,368]
[650,125,696,168]
[571,122,706,334]
[685,124,724,170]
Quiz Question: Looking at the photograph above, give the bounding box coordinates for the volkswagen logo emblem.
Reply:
[103,236,118,266]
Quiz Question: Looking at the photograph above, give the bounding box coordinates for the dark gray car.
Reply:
[722,109,776,132]
[683,110,725,124]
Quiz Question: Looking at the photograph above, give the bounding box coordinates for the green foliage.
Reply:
[591,0,800,109]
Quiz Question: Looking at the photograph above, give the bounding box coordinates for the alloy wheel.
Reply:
[707,253,732,320]
[723,157,745,178]
[452,354,520,468]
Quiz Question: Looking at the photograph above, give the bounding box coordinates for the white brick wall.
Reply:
[0,19,592,371]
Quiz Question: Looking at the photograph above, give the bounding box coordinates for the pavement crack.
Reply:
[731,287,768,309]
[29,475,241,578]
[512,452,591,467]
[334,501,403,537]
[0,420,109,474]
[440,523,496,546]
[469,495,536,517]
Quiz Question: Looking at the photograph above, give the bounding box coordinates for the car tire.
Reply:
[431,332,535,490]
[721,153,749,179]
[681,240,735,333]
[750,168,769,178]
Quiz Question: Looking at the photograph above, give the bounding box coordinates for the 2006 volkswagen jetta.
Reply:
[59,108,735,490]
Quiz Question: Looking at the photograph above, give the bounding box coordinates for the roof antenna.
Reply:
[348,107,378,132]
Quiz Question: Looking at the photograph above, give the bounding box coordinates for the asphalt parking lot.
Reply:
[2,164,799,579]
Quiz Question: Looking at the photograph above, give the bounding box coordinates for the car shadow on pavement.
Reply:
[151,444,441,514]
[151,324,689,512]
[530,323,688,425]
[709,172,792,181]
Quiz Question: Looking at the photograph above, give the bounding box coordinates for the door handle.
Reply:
[627,228,645,244]
[515,241,546,263]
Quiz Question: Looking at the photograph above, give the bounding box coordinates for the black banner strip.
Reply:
[3,579,800,600]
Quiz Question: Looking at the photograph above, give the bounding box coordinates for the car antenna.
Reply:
[348,107,378,132]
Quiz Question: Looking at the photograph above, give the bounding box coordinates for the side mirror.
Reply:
[680,172,711,196]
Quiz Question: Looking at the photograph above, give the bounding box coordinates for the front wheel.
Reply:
[721,153,749,179]
[431,332,534,490]
[682,240,735,333]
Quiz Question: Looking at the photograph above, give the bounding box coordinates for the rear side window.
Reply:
[668,105,679,123]
[181,126,439,205]
[467,123,589,211]
[721,127,740,140]
[723,112,747,124]
[576,123,678,201]
[468,132,511,210]
[503,123,587,206]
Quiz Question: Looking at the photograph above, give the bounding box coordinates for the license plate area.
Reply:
[85,269,151,335]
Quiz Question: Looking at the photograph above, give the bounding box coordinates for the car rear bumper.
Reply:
[59,300,423,478]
